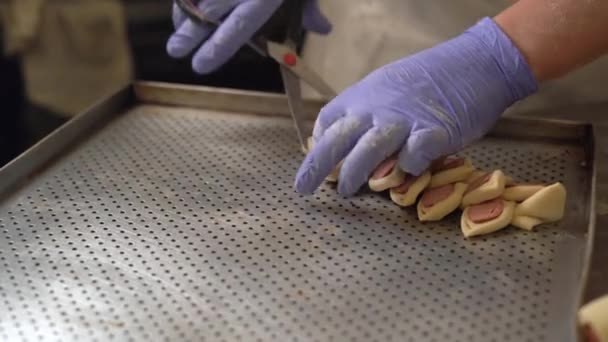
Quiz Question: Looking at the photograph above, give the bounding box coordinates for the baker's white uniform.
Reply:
[1,0,133,117]
[302,0,608,113]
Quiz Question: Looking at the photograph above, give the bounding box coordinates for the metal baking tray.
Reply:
[0,82,597,342]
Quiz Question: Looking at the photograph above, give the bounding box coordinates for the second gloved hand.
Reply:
[167,0,331,74]
[295,18,538,196]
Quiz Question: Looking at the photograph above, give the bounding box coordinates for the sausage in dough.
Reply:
[461,199,515,238]
[390,171,431,207]
[429,157,474,187]
[461,170,507,208]
[417,182,468,221]
[369,156,405,192]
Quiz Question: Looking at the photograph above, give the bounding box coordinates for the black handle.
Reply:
[284,0,306,47]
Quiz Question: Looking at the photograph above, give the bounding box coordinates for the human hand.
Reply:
[167,0,331,74]
[295,18,538,196]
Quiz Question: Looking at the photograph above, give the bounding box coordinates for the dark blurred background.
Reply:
[0,1,298,167]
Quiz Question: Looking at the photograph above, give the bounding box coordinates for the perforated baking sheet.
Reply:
[0,83,595,342]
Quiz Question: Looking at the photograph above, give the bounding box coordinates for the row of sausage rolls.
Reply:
[366,155,567,238]
[304,139,567,238]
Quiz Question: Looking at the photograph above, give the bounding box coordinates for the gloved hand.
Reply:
[167,0,332,74]
[295,17,538,196]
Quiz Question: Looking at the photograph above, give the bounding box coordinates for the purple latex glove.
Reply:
[167,0,332,74]
[295,18,538,196]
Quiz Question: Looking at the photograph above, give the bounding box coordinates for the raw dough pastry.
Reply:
[325,160,343,183]
[460,170,507,208]
[511,215,543,230]
[502,183,544,202]
[511,182,567,230]
[465,170,487,184]
[466,170,514,186]
[461,199,515,238]
[304,136,343,183]
[303,136,315,154]
[417,182,467,221]
[429,157,475,187]
[579,295,608,342]
[368,156,405,192]
[389,171,431,207]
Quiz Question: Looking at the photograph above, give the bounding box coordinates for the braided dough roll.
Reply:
[390,171,431,207]
[461,170,507,208]
[417,183,467,221]
[466,169,514,186]
[502,184,545,202]
[465,170,487,184]
[325,161,343,183]
[511,182,567,230]
[303,136,314,154]
[429,157,475,187]
[461,199,515,238]
[369,156,404,192]
[305,136,343,183]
